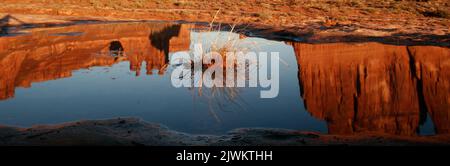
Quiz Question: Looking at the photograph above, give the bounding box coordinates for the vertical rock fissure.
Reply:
[406,46,429,130]
[352,66,361,132]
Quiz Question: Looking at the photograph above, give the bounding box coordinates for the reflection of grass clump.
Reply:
[181,10,257,121]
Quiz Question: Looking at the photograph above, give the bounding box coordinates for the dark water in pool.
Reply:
[0,22,448,136]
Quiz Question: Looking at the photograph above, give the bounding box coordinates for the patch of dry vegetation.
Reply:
[3,0,448,20]
[0,0,448,38]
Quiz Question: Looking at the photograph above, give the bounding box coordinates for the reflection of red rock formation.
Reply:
[14,43,118,88]
[293,42,422,136]
[169,24,192,53]
[0,22,191,100]
[0,51,25,100]
[122,24,192,76]
[408,46,450,134]
[0,35,118,100]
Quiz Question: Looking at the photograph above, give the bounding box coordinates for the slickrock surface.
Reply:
[0,118,449,146]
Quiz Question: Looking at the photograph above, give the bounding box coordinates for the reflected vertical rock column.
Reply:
[408,46,450,134]
[122,24,192,76]
[292,42,440,136]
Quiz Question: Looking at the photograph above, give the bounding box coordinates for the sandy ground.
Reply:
[0,0,449,46]
[0,118,449,146]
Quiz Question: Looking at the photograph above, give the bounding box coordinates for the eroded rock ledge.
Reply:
[0,118,448,146]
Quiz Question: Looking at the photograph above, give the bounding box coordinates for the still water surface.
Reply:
[0,22,448,135]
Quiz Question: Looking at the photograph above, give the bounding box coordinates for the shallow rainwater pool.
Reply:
[0,22,448,136]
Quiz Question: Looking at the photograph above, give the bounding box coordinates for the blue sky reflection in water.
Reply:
[0,23,326,134]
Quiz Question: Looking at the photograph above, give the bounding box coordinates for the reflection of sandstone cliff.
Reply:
[0,51,25,100]
[0,33,118,100]
[293,42,450,135]
[169,24,192,53]
[122,24,192,76]
[293,42,430,136]
[0,23,191,100]
[408,46,450,134]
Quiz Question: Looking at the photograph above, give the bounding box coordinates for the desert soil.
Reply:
[0,0,449,45]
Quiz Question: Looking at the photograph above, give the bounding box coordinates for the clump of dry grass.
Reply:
[253,12,273,20]
[173,0,193,7]
[89,0,102,8]
[181,10,259,121]
[421,8,450,18]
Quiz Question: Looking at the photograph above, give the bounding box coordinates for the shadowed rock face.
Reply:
[292,42,449,136]
[0,23,191,100]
